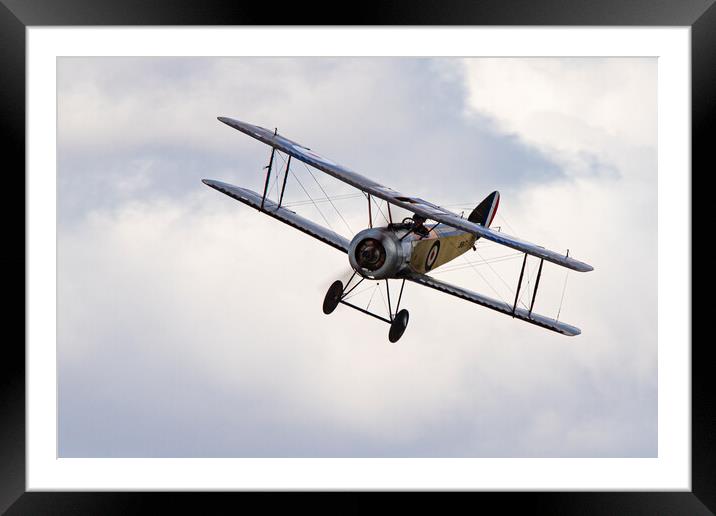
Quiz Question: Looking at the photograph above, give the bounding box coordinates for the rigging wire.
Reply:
[274,152,335,231]
[377,282,390,318]
[291,171,333,230]
[273,159,282,203]
[431,252,523,274]
[300,161,354,234]
[370,195,391,225]
[366,284,379,311]
[281,193,363,208]
[556,270,570,322]
[342,283,375,302]
[473,248,529,309]
[458,254,509,306]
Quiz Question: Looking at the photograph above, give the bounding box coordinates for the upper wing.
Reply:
[218,116,593,273]
[202,179,350,253]
[404,271,581,336]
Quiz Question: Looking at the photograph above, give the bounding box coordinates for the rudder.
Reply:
[468,191,500,227]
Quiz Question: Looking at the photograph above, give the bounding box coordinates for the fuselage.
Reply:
[348,222,476,279]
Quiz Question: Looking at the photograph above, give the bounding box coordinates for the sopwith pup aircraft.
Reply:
[204,117,593,342]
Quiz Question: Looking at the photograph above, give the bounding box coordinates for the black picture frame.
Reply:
[2,1,709,513]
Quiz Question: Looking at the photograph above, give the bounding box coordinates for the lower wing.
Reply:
[203,179,350,253]
[404,271,581,336]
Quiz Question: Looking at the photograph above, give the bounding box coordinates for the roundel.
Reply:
[425,241,440,271]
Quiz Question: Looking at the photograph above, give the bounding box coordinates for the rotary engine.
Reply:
[348,227,412,279]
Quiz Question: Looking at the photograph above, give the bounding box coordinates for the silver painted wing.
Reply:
[217,116,593,273]
[404,271,581,336]
[202,179,350,253]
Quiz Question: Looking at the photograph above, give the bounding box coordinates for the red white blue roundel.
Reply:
[425,241,440,271]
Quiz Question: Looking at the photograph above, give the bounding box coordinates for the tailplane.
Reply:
[468,191,500,227]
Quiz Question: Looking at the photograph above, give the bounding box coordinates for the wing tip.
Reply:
[578,262,595,273]
[202,179,227,192]
[567,257,594,272]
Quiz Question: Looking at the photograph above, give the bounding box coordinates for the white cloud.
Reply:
[464,58,657,178]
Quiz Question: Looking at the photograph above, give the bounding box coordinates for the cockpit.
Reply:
[388,216,431,238]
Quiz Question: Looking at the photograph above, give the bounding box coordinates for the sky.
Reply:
[57,57,657,457]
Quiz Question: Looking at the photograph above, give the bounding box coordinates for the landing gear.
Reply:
[323,280,343,314]
[322,274,410,342]
[388,309,410,342]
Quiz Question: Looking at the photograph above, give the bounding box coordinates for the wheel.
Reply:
[388,309,409,342]
[323,280,344,314]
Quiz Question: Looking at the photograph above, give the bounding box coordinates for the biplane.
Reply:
[204,117,593,342]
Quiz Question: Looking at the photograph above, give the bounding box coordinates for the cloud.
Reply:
[464,57,657,180]
[57,58,561,224]
[57,57,657,457]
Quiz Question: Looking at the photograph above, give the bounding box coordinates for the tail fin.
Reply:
[468,191,500,227]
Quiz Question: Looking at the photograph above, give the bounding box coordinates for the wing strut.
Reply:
[261,147,275,211]
[278,155,291,208]
[260,128,279,210]
[528,258,544,317]
[512,254,528,316]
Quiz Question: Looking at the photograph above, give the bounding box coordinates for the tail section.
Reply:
[468,191,500,227]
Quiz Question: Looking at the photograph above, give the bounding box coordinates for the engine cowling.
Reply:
[348,228,411,279]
